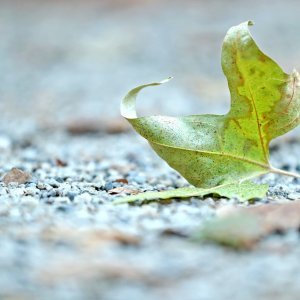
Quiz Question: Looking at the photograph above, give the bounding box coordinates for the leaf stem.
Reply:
[269,167,300,179]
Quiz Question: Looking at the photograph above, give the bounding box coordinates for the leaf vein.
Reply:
[150,140,270,170]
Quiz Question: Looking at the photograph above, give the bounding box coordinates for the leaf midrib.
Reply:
[150,140,270,170]
[248,84,268,161]
[232,32,268,162]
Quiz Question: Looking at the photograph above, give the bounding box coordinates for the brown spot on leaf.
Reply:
[259,55,266,62]
[249,68,255,75]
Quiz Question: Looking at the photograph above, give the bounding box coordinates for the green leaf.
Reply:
[113,181,268,204]
[120,21,300,203]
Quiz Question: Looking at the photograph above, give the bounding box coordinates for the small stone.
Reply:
[67,191,78,201]
[48,179,60,188]
[36,182,47,190]
[56,205,70,213]
[55,177,64,183]
[47,190,60,197]
[24,187,39,196]
[104,182,114,191]
[3,168,31,185]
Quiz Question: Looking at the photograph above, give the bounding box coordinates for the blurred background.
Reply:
[1,0,300,132]
[1,1,300,300]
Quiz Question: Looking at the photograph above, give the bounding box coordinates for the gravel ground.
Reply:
[1,1,300,299]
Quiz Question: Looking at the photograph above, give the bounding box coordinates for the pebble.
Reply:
[67,191,78,201]
[3,168,31,185]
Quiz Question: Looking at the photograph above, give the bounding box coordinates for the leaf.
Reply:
[119,21,300,203]
[193,213,262,250]
[194,200,300,250]
[113,181,268,204]
[121,21,300,191]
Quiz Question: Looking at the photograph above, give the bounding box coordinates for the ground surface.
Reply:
[1,1,300,299]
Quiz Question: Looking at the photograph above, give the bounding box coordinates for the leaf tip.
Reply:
[160,77,173,84]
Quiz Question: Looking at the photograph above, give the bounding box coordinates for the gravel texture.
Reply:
[1,1,300,300]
